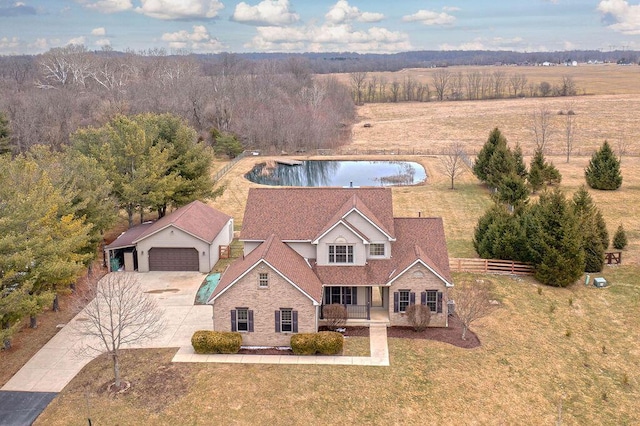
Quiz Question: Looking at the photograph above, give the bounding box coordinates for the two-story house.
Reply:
[208,187,453,346]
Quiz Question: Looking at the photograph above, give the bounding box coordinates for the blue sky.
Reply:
[1,0,639,55]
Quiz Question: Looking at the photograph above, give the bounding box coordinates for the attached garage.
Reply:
[148,248,199,271]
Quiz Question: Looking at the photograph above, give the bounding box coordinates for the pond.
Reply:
[245,160,427,187]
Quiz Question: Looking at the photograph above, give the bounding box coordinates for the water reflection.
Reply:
[245,160,427,187]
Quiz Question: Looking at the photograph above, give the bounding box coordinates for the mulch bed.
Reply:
[386,315,481,349]
[239,316,479,355]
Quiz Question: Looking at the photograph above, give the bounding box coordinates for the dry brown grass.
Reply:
[35,268,640,425]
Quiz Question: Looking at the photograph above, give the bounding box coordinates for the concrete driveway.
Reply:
[2,272,210,393]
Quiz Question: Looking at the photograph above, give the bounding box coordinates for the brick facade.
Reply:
[388,263,449,327]
[213,262,318,346]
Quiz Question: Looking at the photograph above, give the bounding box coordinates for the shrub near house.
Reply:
[208,187,453,347]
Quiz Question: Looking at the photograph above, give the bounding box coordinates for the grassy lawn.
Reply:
[19,66,640,423]
[36,269,640,425]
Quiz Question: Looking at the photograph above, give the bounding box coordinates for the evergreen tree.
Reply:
[0,155,91,343]
[513,142,528,179]
[613,225,628,250]
[527,149,546,193]
[72,113,221,226]
[528,148,561,192]
[473,128,506,183]
[495,173,529,211]
[585,140,622,190]
[485,138,517,189]
[527,189,584,287]
[0,112,10,156]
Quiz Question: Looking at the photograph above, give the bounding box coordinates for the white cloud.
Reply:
[232,0,299,26]
[247,23,410,53]
[0,36,21,52]
[161,25,225,52]
[136,0,223,20]
[76,0,133,14]
[95,38,111,47]
[91,27,107,36]
[325,0,383,24]
[598,0,640,35]
[68,36,86,45]
[439,37,526,51]
[403,9,456,26]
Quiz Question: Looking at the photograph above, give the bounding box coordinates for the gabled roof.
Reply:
[240,188,395,242]
[209,234,323,304]
[132,200,232,244]
[105,222,154,250]
[387,218,453,286]
[313,217,453,287]
[311,194,395,244]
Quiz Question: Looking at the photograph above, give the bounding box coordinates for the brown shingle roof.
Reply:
[209,234,323,304]
[240,188,395,242]
[133,200,231,244]
[314,217,452,287]
[389,218,453,284]
[105,222,154,250]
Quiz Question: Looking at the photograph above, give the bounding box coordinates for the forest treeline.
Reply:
[0,46,355,155]
[348,69,578,104]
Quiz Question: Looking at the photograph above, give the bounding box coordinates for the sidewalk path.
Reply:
[172,324,390,366]
[2,272,208,393]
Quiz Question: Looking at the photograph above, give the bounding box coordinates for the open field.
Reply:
[20,66,640,423]
[36,269,640,425]
[210,153,640,262]
[333,64,640,97]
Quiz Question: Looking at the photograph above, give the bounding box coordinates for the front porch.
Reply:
[319,286,390,327]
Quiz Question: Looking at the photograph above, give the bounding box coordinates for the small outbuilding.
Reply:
[105,200,233,273]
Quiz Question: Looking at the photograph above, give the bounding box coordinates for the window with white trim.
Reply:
[399,290,410,313]
[258,272,268,288]
[425,290,438,312]
[280,308,293,332]
[369,243,385,256]
[236,308,249,331]
[329,245,354,263]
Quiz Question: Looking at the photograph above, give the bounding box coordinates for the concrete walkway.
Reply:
[2,272,209,393]
[172,324,390,366]
[3,271,391,394]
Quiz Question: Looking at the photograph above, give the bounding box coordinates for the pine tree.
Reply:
[528,148,561,192]
[527,149,546,193]
[495,173,529,210]
[527,189,584,287]
[513,142,528,179]
[485,137,517,189]
[613,225,628,250]
[585,140,622,190]
[573,185,609,270]
[473,128,507,183]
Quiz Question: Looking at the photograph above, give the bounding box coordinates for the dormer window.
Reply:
[329,244,354,263]
[369,243,385,257]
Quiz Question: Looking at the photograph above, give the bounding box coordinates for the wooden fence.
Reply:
[212,151,247,182]
[449,258,535,275]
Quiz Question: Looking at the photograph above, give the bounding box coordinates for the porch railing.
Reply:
[321,303,370,320]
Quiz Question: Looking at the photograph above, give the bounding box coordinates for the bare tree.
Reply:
[432,69,451,101]
[563,104,577,163]
[530,106,554,152]
[451,280,498,340]
[617,137,630,164]
[74,273,164,389]
[441,141,469,189]
[466,71,482,100]
[492,71,506,99]
[508,73,527,97]
[349,71,368,105]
